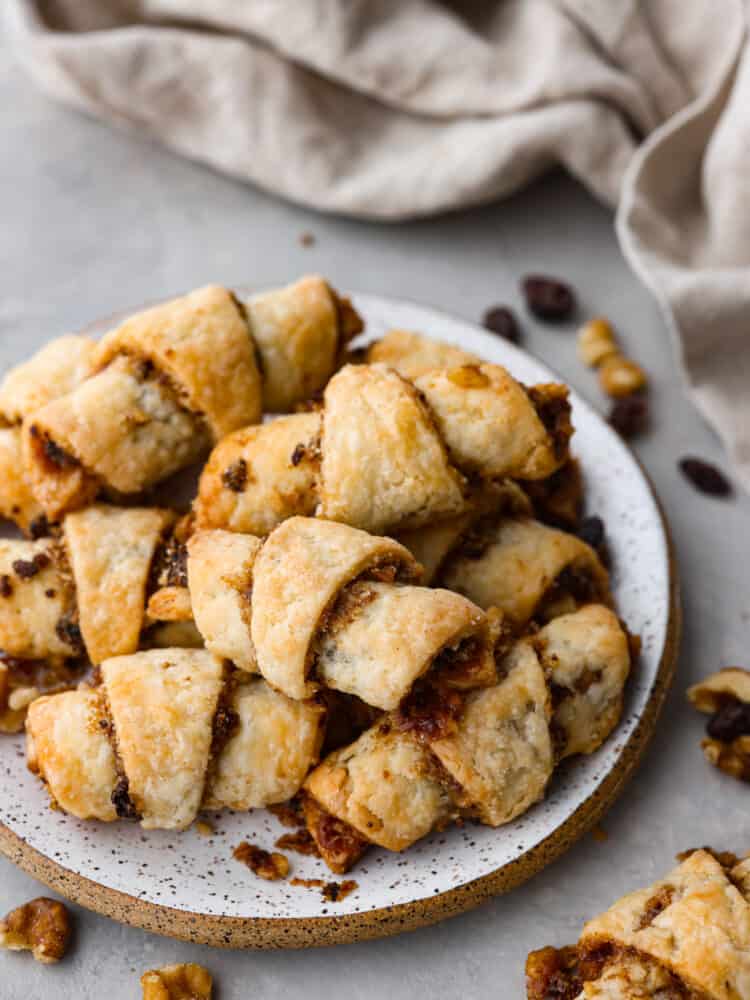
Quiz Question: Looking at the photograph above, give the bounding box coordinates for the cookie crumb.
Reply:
[233,841,289,881]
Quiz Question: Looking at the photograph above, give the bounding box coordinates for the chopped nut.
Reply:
[598,354,648,398]
[702,736,750,782]
[8,685,40,712]
[233,841,290,880]
[0,897,72,963]
[577,317,618,367]
[141,963,212,1000]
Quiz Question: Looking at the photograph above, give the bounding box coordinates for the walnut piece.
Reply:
[689,668,750,783]
[688,667,750,714]
[577,318,618,367]
[598,354,648,398]
[0,897,72,963]
[141,963,212,1000]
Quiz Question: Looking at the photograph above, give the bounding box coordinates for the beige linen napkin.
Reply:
[6,0,750,490]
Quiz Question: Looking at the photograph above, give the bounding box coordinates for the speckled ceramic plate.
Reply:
[0,292,680,949]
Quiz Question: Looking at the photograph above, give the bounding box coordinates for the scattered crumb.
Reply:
[195,820,214,838]
[299,232,316,247]
[290,877,358,902]
[268,798,305,829]
[233,841,290,881]
[591,826,608,843]
[275,829,320,858]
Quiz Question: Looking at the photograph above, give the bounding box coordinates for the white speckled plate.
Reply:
[0,293,679,948]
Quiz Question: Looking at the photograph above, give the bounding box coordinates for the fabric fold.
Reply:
[5,0,750,490]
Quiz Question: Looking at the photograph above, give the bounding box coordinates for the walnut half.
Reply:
[141,963,212,1000]
[688,668,750,783]
[0,897,72,963]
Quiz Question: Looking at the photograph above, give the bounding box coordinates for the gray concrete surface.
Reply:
[1,29,748,1000]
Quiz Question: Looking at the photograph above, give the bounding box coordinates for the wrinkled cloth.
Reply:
[6,0,750,490]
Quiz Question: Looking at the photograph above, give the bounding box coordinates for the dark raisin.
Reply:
[0,575,12,598]
[608,394,649,439]
[111,775,140,820]
[221,458,248,493]
[290,443,306,466]
[679,457,732,497]
[12,552,50,579]
[41,436,77,469]
[576,516,604,550]
[28,515,51,540]
[482,306,521,343]
[55,618,84,655]
[707,700,750,742]
[44,588,56,599]
[522,275,576,321]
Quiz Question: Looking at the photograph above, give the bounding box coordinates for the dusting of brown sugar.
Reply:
[233,841,289,881]
[290,877,358,902]
[275,829,320,858]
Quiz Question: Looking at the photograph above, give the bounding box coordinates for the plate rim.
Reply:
[0,291,682,948]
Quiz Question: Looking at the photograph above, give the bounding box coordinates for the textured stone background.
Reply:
[0,25,748,1000]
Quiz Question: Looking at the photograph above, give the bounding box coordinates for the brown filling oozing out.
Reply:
[521,458,583,530]
[147,536,188,595]
[100,689,142,822]
[525,942,699,1000]
[319,689,381,756]
[201,665,240,805]
[526,385,573,462]
[536,563,606,622]
[308,556,419,683]
[395,682,464,743]
[328,286,365,355]
[302,793,369,875]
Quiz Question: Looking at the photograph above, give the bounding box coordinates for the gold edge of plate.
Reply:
[0,484,681,949]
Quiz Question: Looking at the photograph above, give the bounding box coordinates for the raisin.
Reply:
[221,458,247,493]
[12,553,50,580]
[679,457,732,497]
[707,700,750,742]
[55,618,84,655]
[482,306,521,343]
[111,775,140,820]
[576,515,604,551]
[28,515,50,540]
[0,575,12,598]
[608,394,649,439]
[290,443,306,466]
[522,275,576,321]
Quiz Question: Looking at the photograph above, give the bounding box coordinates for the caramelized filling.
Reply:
[302,794,369,875]
[395,682,463,742]
[521,458,583,530]
[526,385,573,461]
[308,556,419,682]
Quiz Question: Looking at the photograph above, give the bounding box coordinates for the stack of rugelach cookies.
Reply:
[0,277,635,873]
